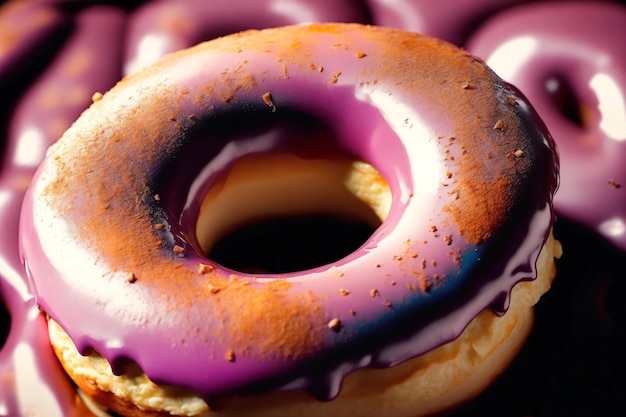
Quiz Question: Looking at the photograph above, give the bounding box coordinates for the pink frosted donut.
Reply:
[364,0,538,46]
[467,1,626,251]
[0,2,128,415]
[124,0,370,74]
[20,23,560,416]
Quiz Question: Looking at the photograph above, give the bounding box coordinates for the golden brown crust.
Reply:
[76,377,171,417]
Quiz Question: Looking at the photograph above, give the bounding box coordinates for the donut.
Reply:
[466,1,626,251]
[19,22,560,417]
[0,1,369,415]
[124,0,370,74]
[0,2,129,415]
[365,0,532,46]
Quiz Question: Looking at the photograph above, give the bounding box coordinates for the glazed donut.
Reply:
[124,0,370,74]
[364,0,532,46]
[20,23,560,417]
[466,1,626,251]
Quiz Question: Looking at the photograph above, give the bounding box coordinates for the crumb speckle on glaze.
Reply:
[197,263,214,274]
[225,349,236,362]
[262,91,276,111]
[329,71,342,84]
[608,179,622,189]
[328,318,342,332]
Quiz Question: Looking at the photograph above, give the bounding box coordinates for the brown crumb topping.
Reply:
[261,92,276,112]
[327,318,342,332]
[225,349,236,362]
[197,263,214,274]
[329,72,342,84]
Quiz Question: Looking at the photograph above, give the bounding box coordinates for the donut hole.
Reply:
[208,215,376,274]
[545,75,590,127]
[189,121,391,274]
[198,152,390,274]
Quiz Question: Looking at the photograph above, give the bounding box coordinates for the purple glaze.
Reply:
[466,1,626,251]
[20,23,557,406]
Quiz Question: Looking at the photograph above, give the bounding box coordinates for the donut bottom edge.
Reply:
[48,232,562,417]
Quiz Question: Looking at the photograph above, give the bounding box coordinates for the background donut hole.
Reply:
[0,299,9,349]
[208,215,377,274]
[544,74,590,128]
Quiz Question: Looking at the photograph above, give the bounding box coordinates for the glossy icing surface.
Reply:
[466,1,626,251]
[20,23,557,405]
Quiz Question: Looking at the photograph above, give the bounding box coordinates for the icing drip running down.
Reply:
[20,22,557,409]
